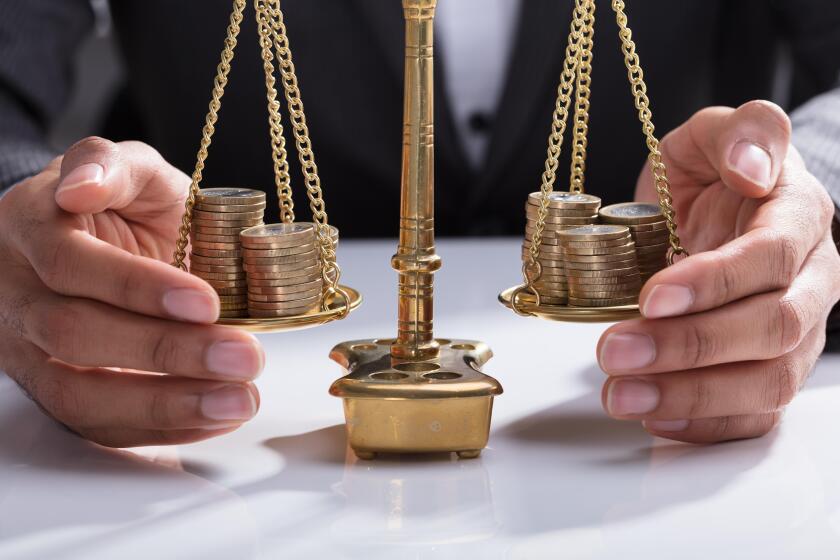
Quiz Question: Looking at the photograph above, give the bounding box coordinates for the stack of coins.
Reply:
[599,203,669,284]
[556,224,642,307]
[522,191,601,305]
[189,188,266,318]
[240,223,329,318]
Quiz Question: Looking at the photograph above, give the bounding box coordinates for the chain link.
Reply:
[172,0,246,270]
[569,0,595,194]
[255,0,295,223]
[611,0,686,260]
[262,0,345,310]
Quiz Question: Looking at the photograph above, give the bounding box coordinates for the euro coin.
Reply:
[196,188,266,206]
[599,202,664,225]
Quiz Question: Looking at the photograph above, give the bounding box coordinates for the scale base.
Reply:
[329,338,502,459]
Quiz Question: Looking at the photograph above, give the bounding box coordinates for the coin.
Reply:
[565,266,640,278]
[191,248,243,258]
[248,280,323,294]
[560,243,637,256]
[248,288,323,302]
[567,276,641,287]
[247,307,316,318]
[192,271,247,281]
[628,221,669,233]
[599,202,663,225]
[524,213,598,225]
[189,255,241,266]
[191,218,264,229]
[191,233,243,243]
[190,262,244,274]
[241,244,317,258]
[242,252,318,266]
[557,224,631,241]
[215,287,248,296]
[194,201,267,213]
[192,225,256,236]
[196,188,266,206]
[248,295,321,310]
[527,191,601,210]
[562,250,638,263]
[559,237,632,249]
[564,258,638,271]
[191,240,242,251]
[204,278,248,289]
[192,209,265,222]
[243,259,320,273]
[218,295,249,304]
[240,223,316,245]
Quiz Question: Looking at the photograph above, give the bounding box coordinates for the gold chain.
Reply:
[512,0,588,313]
[263,0,348,313]
[172,0,246,270]
[611,0,686,260]
[255,0,295,223]
[569,0,595,194]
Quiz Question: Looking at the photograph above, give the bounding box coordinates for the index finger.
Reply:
[640,157,835,319]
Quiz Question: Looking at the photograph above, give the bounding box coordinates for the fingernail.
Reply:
[200,386,257,421]
[57,163,104,192]
[163,288,218,323]
[644,419,690,432]
[607,379,660,415]
[643,284,694,318]
[600,333,656,371]
[205,338,264,380]
[729,141,772,189]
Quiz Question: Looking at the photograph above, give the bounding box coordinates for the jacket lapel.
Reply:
[472,0,572,204]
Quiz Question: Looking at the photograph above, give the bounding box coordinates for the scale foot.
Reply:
[457,450,481,459]
[354,450,377,460]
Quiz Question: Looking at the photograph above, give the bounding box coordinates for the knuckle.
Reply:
[148,331,183,374]
[740,100,791,136]
[33,375,85,428]
[147,390,178,428]
[35,235,78,294]
[712,252,741,303]
[682,321,718,369]
[776,297,808,353]
[767,231,800,287]
[767,357,801,410]
[687,376,713,418]
[28,300,82,361]
[63,136,117,167]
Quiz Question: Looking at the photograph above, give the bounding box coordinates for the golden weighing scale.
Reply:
[170,0,688,459]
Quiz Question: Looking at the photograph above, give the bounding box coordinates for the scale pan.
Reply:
[498,286,640,323]
[216,285,362,333]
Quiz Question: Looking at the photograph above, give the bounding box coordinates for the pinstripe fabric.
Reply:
[792,86,840,213]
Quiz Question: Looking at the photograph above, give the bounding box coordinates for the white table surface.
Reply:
[1,239,839,560]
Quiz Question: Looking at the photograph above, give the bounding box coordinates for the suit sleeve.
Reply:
[0,0,94,191]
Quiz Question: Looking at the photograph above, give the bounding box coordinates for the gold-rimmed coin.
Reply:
[192,271,247,281]
[242,244,317,258]
[559,237,633,249]
[189,255,241,266]
[248,288,323,303]
[248,280,323,295]
[567,277,641,288]
[247,274,322,287]
[565,266,640,278]
[190,233,242,243]
[527,191,601,210]
[192,225,256,236]
[599,202,664,225]
[218,295,249,304]
[215,287,248,296]
[248,295,321,310]
[191,241,242,251]
[524,213,598,225]
[191,248,243,259]
[192,218,263,229]
[189,263,244,274]
[194,201,267,213]
[557,224,631,241]
[240,223,316,246]
[560,243,637,256]
[192,209,265,222]
[628,221,669,232]
[204,279,248,289]
[196,188,266,206]
[564,259,638,271]
[247,308,316,318]
[562,250,638,263]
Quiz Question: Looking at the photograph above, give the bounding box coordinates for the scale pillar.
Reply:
[391,0,441,361]
[329,0,502,460]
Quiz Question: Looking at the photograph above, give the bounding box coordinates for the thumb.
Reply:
[55,137,183,214]
[663,100,792,198]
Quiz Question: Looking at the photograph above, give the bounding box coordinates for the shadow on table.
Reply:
[491,363,781,534]
[0,377,256,560]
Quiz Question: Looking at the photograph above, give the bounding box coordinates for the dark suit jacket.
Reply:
[3,0,840,234]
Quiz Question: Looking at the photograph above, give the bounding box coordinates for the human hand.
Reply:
[0,137,264,447]
[598,101,840,442]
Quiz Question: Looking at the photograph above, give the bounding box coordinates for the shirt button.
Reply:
[468,112,493,133]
